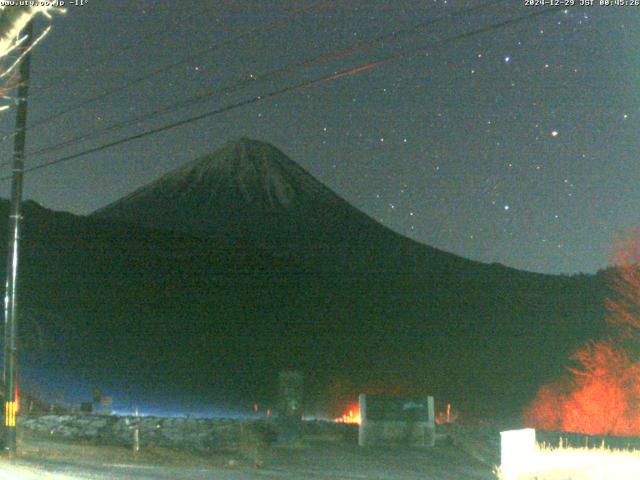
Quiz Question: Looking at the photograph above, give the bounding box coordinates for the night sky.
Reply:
[0,0,637,274]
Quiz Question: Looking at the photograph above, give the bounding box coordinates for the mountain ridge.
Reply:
[90,138,543,278]
[91,138,383,244]
[0,139,610,416]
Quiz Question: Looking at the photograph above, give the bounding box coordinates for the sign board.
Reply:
[359,394,435,448]
[365,396,432,422]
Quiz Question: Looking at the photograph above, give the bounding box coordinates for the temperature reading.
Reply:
[69,0,89,5]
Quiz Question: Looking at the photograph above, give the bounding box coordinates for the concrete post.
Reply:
[425,396,435,447]
[358,393,367,447]
[133,426,140,452]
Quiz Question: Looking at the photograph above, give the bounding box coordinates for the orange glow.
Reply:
[525,229,640,436]
[436,402,458,425]
[297,62,383,93]
[335,404,361,425]
[324,62,383,81]
[524,341,640,436]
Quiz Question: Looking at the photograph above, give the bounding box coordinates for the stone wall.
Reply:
[18,414,268,452]
[17,414,356,453]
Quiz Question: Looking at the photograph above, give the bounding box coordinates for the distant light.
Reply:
[504,56,511,63]
[551,130,558,137]
[504,205,510,211]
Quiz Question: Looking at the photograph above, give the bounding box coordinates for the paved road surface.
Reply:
[0,458,293,479]
[0,441,496,479]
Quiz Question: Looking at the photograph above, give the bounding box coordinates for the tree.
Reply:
[607,228,640,331]
[524,229,640,435]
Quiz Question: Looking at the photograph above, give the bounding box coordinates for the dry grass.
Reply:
[496,441,640,480]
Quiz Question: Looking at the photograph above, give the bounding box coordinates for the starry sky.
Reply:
[0,0,637,274]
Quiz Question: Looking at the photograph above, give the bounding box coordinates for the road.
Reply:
[0,457,295,480]
[0,441,496,480]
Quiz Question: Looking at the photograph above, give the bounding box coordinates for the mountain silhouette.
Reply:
[93,138,381,246]
[1,139,610,417]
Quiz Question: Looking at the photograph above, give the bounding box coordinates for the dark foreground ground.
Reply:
[0,426,498,480]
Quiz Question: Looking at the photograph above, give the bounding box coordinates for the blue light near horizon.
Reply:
[17,365,257,419]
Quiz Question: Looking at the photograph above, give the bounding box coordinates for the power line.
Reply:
[27,8,206,94]
[0,5,566,183]
[24,0,507,160]
[19,1,333,134]
[6,5,565,181]
[28,2,330,95]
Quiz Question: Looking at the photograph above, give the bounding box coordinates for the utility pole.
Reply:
[2,19,34,455]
